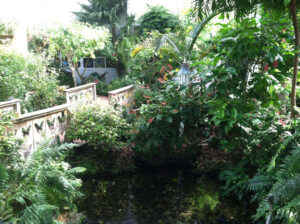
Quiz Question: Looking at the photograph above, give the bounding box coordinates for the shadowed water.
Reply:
[77,168,255,224]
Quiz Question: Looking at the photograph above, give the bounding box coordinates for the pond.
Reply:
[75,167,257,224]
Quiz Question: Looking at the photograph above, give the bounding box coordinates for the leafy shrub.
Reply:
[67,104,131,150]
[0,47,61,112]
[129,82,206,163]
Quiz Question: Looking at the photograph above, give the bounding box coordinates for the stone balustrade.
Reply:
[0,99,21,115]
[108,85,135,107]
[64,83,97,107]
[1,83,97,157]
[13,104,69,159]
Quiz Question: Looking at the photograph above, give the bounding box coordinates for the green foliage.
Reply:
[94,75,135,96]
[0,47,61,112]
[138,5,180,34]
[248,132,300,223]
[129,81,205,163]
[0,137,84,223]
[74,0,127,27]
[48,23,111,85]
[67,104,131,150]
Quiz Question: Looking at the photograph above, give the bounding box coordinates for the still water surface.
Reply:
[77,168,254,224]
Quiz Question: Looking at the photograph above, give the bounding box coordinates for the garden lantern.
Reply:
[174,61,191,85]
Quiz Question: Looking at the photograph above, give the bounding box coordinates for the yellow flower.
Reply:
[175,69,179,72]
[131,46,144,57]
[159,54,163,58]
[169,59,173,62]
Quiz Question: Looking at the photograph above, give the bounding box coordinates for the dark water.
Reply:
[77,168,255,224]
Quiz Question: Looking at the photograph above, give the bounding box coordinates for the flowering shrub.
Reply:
[129,82,206,163]
[67,104,131,150]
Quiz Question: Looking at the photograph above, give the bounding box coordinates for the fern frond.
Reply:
[248,174,273,191]
[277,146,300,179]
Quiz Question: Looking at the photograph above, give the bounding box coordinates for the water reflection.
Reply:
[78,169,253,224]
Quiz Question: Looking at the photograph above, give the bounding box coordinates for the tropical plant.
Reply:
[74,0,127,27]
[48,23,111,86]
[129,81,206,163]
[0,138,85,224]
[248,129,300,223]
[138,5,180,34]
[193,0,300,118]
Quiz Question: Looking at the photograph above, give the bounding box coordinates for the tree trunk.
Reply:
[290,0,299,119]
[67,58,77,87]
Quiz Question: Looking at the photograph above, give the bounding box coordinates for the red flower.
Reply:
[157,77,164,84]
[282,38,286,43]
[207,91,214,97]
[264,63,269,72]
[146,85,150,89]
[273,60,278,68]
[148,118,154,124]
[282,28,286,32]
[173,109,179,113]
[257,144,261,148]
[94,79,99,84]
[168,64,173,70]
[131,130,140,134]
[144,96,152,99]
[280,118,286,126]
[162,102,167,106]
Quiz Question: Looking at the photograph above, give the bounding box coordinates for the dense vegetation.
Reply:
[1,0,300,223]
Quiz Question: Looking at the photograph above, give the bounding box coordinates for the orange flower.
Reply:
[144,96,152,99]
[160,66,166,74]
[148,118,154,124]
[173,109,178,113]
[162,102,167,106]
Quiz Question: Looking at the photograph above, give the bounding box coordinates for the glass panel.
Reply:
[95,57,106,68]
[83,58,94,68]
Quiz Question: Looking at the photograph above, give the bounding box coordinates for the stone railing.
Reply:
[0,83,97,158]
[13,105,69,159]
[0,99,21,115]
[108,85,135,106]
[64,83,97,107]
